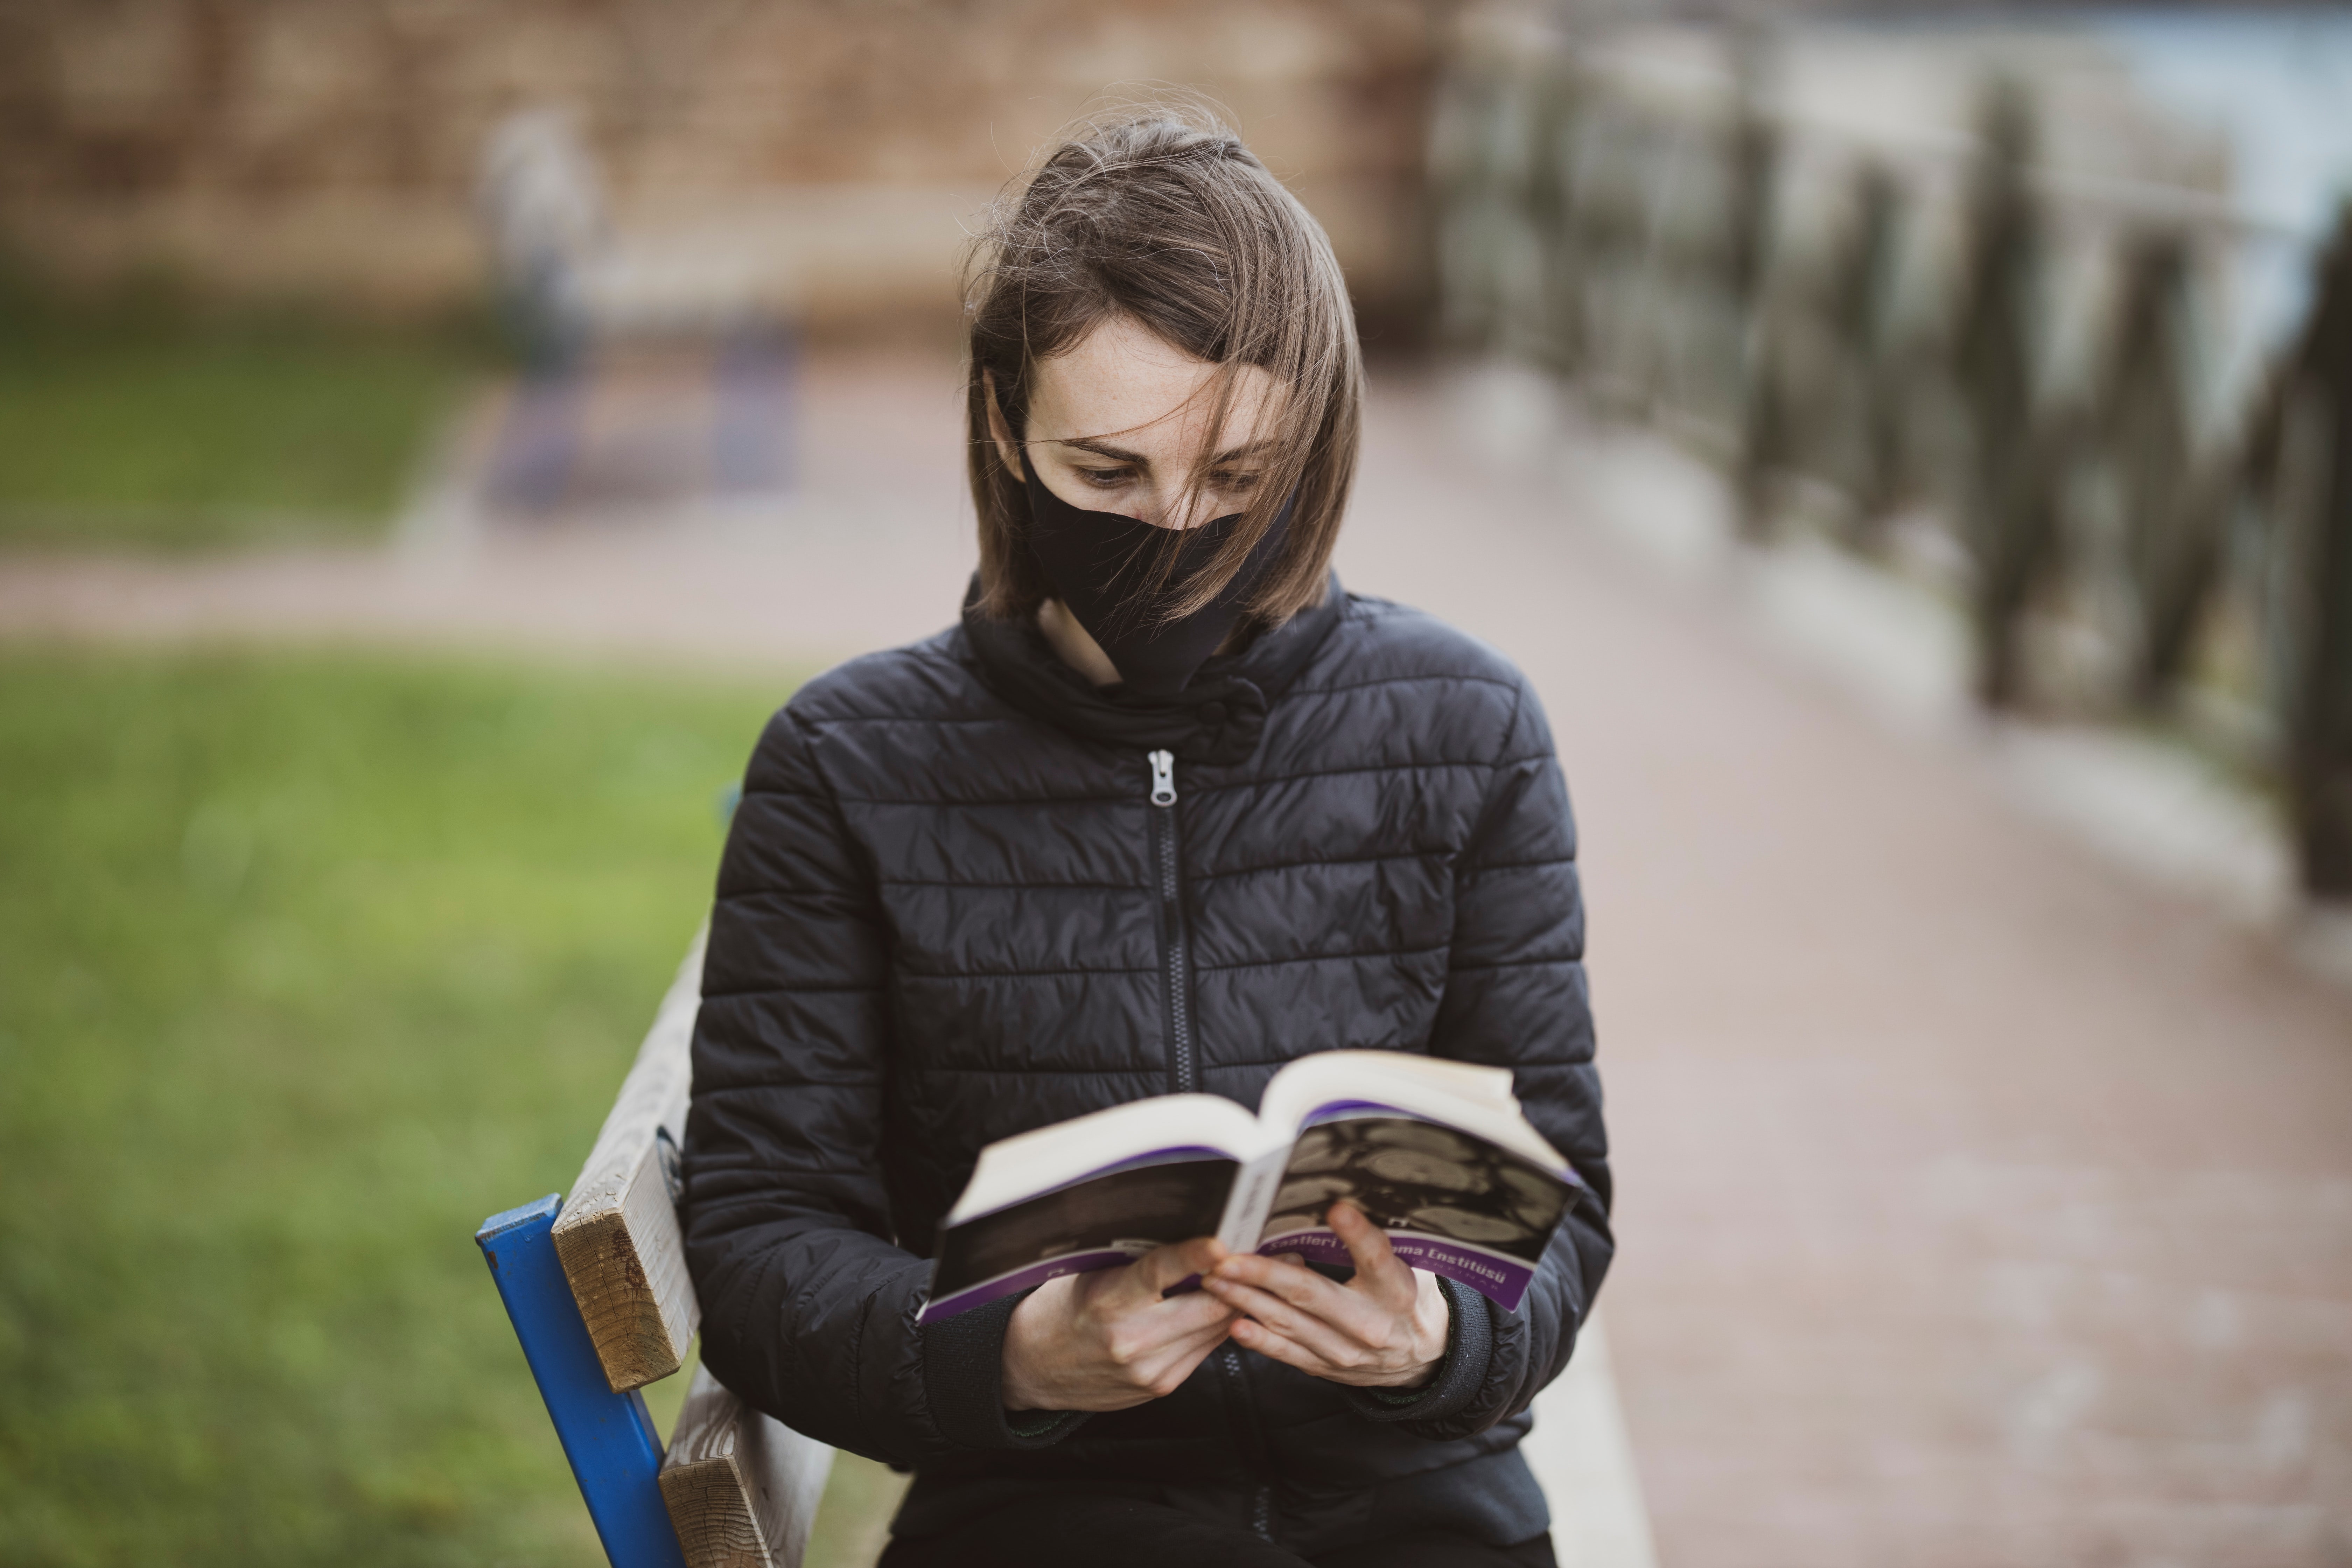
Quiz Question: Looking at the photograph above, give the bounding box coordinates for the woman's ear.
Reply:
[982,369,1024,483]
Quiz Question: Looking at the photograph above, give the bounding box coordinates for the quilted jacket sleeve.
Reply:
[1407,674,1614,1443]
[681,705,1066,1464]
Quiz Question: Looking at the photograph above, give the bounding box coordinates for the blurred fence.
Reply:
[1433,30,2352,900]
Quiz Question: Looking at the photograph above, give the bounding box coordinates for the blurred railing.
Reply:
[1433,31,2352,899]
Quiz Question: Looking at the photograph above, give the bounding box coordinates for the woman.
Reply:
[682,107,1611,1567]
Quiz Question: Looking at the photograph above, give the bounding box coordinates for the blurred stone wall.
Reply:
[0,0,1447,334]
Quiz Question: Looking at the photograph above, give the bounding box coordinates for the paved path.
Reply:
[7,352,2350,1567]
[1345,376,2352,1568]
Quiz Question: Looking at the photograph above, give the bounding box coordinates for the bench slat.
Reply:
[555,928,706,1392]
[660,1364,836,1568]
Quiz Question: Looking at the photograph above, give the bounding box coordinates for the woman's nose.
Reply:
[1128,490,1181,532]
[1141,485,1211,533]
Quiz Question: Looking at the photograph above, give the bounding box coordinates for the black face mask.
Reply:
[1020,448,1292,700]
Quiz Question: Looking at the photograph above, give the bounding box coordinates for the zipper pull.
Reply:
[1148,749,1177,807]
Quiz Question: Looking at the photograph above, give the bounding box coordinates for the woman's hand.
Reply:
[1201,1201,1449,1389]
[1001,1236,1239,1413]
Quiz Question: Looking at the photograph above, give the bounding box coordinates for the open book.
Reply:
[919,1051,1582,1322]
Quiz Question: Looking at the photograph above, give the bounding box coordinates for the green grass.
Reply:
[0,271,488,550]
[0,646,921,1566]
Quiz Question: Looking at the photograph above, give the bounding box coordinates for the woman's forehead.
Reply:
[1031,315,1282,451]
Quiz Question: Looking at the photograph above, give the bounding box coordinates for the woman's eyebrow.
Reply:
[1054,436,1276,465]
[1057,437,1151,463]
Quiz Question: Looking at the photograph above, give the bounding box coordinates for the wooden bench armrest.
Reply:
[489,923,846,1567]
[555,926,707,1392]
[661,1365,836,1568]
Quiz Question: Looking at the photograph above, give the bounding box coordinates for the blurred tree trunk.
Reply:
[1952,80,2060,707]
[2281,209,2352,893]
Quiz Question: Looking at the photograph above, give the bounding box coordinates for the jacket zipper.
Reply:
[1216,1344,1277,1540]
[1155,756,1267,1539]
[1147,748,1194,1095]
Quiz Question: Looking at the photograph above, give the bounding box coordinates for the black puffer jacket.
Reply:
[683,576,1610,1554]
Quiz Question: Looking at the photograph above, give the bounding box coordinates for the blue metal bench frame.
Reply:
[479,1194,690,1568]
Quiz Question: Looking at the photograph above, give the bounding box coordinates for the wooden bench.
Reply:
[478,929,832,1568]
[477,930,1658,1568]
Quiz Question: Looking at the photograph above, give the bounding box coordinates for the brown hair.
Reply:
[963,103,1362,625]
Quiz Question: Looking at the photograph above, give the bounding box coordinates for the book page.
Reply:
[1258,1051,1565,1174]
[922,1151,1239,1322]
[943,1092,1269,1226]
[1253,1111,1573,1312]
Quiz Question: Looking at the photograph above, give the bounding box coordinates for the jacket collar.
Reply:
[960,572,1345,765]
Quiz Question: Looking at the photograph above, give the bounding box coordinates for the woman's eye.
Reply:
[1074,467,1133,488]
[1212,471,1262,491]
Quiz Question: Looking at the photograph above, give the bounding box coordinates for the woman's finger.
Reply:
[1127,1282,1239,1342]
[1226,1315,1331,1377]
[1122,1234,1230,1304]
[1328,1201,1416,1309]
[1214,1252,1349,1311]
[1120,1321,1240,1401]
[1132,1316,1240,1386]
[1202,1275,1364,1368]
[1214,1257,1386,1346]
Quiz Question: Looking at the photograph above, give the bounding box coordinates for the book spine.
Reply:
[1216,1147,1291,1255]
